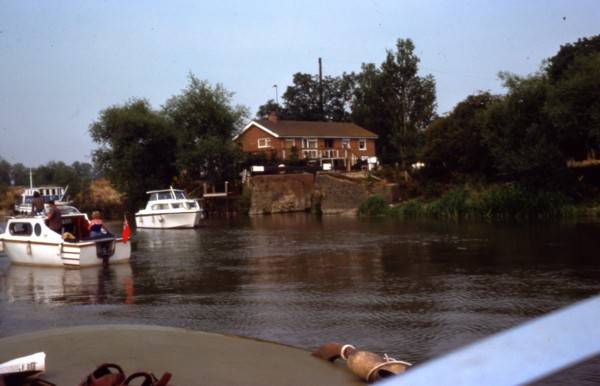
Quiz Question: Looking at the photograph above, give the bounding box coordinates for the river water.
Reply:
[1,214,600,384]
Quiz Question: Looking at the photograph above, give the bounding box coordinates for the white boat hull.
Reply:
[1,238,131,268]
[135,210,202,229]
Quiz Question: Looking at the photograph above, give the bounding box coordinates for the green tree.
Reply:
[10,163,29,186]
[0,158,11,189]
[546,35,600,83]
[90,99,178,211]
[482,73,571,190]
[353,39,436,167]
[34,161,78,196]
[257,73,356,121]
[545,52,600,159]
[422,92,500,181]
[162,74,248,186]
[256,99,284,119]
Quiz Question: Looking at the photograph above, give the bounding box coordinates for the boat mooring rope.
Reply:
[340,344,356,360]
[366,354,413,383]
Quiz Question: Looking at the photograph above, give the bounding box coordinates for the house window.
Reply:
[324,139,334,148]
[258,138,272,148]
[285,139,295,148]
[342,138,350,149]
[302,138,318,149]
[359,139,367,151]
[302,149,319,159]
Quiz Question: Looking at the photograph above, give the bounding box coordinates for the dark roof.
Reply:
[254,119,378,138]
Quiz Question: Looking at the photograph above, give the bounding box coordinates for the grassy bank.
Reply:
[359,184,600,220]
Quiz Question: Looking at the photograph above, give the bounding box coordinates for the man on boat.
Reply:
[46,200,62,234]
[30,191,44,215]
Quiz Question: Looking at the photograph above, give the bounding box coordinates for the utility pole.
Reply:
[273,84,278,105]
[318,57,324,120]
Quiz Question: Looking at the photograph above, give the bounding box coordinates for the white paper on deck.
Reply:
[0,352,46,375]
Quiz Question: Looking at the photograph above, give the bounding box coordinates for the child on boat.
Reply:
[88,210,108,238]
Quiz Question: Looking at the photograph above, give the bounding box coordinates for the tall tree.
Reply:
[0,158,11,189]
[353,39,436,167]
[90,99,178,211]
[422,92,500,181]
[545,35,600,160]
[10,163,29,186]
[257,73,356,121]
[546,35,600,83]
[256,99,284,119]
[34,161,79,196]
[482,73,571,190]
[162,74,247,187]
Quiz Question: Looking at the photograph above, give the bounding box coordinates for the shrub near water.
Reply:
[359,195,388,216]
[475,185,573,219]
[388,185,575,220]
[426,188,469,218]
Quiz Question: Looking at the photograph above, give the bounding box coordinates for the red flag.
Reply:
[122,216,131,243]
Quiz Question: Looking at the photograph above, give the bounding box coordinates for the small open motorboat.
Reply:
[135,187,204,229]
[0,211,130,268]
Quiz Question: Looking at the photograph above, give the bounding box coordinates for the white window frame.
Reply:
[302,149,319,159]
[302,138,318,149]
[358,139,367,151]
[258,138,272,148]
[342,138,350,149]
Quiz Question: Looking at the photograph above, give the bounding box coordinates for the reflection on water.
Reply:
[1,216,600,383]
[3,264,133,305]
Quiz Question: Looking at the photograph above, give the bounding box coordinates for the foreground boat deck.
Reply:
[0,325,364,385]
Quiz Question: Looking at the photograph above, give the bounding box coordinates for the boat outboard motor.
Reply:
[96,238,116,265]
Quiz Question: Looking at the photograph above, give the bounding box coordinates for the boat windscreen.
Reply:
[157,192,172,200]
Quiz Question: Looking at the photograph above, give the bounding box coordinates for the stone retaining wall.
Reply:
[248,172,397,216]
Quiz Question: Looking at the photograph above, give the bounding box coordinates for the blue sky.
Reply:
[1,0,599,166]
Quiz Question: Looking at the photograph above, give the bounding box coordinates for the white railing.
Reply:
[380,295,600,386]
[301,149,342,159]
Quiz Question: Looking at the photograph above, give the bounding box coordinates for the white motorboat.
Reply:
[14,186,71,215]
[0,212,130,268]
[135,187,204,229]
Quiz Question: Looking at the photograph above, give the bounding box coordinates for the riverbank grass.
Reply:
[364,185,596,220]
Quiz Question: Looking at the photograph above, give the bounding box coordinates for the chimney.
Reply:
[268,111,279,123]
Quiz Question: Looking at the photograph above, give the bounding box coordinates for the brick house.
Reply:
[234,113,378,168]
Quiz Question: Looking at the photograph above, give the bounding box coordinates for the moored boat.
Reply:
[0,212,130,268]
[14,186,71,215]
[135,187,203,229]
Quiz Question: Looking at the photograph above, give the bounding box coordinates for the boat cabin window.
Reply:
[157,192,172,200]
[58,206,80,215]
[185,201,198,209]
[151,203,169,210]
[149,193,158,201]
[34,223,42,236]
[171,203,181,209]
[174,191,186,199]
[9,222,33,236]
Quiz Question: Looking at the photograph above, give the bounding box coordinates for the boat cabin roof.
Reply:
[23,186,65,194]
[146,189,185,194]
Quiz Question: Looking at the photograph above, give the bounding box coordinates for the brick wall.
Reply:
[236,124,377,162]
